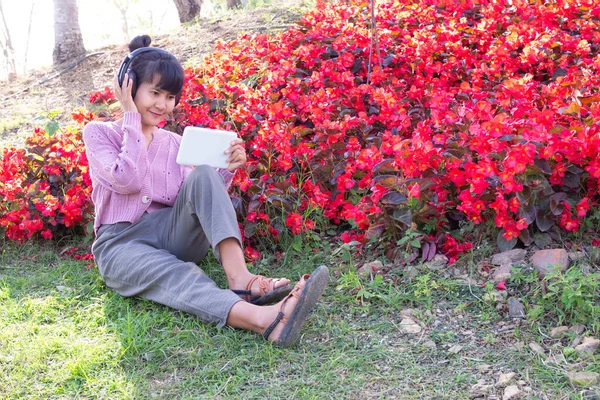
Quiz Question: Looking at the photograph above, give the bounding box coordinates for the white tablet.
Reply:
[176,126,238,168]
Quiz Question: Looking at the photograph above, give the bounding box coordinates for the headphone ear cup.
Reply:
[128,71,138,99]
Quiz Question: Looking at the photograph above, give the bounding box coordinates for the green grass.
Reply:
[0,241,597,399]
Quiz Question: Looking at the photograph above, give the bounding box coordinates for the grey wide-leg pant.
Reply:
[92,165,243,327]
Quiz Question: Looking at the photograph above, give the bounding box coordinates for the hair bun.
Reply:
[128,35,152,52]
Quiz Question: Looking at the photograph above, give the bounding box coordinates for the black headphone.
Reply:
[117,47,173,99]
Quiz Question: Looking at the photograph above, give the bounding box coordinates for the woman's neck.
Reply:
[141,122,157,135]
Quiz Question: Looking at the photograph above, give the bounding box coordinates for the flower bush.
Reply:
[177,0,600,258]
[2,0,600,264]
[0,112,94,242]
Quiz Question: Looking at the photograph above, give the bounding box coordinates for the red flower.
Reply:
[286,213,303,235]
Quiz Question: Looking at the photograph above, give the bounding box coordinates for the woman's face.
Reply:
[134,74,177,132]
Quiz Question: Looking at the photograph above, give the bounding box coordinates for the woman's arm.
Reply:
[83,112,149,194]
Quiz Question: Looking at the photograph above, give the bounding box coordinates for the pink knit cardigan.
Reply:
[83,112,234,232]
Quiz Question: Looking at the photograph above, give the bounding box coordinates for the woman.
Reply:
[83,35,328,347]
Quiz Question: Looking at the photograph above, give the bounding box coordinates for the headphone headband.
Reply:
[117,47,173,87]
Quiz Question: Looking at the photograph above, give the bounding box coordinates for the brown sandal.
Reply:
[232,275,293,306]
[263,265,329,347]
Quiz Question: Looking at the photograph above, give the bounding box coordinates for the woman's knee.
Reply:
[186,165,225,188]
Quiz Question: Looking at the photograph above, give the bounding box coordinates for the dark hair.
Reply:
[128,35,185,104]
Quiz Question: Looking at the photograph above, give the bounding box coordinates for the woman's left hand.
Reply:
[225,138,247,172]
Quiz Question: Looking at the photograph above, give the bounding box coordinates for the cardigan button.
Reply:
[141,195,150,204]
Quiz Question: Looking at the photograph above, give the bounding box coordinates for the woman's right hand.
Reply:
[113,71,138,113]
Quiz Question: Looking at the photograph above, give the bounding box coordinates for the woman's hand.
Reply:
[225,138,247,172]
[113,71,138,113]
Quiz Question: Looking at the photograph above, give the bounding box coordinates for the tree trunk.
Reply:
[172,0,202,23]
[111,0,130,42]
[226,0,241,9]
[52,0,86,65]
[0,0,17,81]
[23,0,36,74]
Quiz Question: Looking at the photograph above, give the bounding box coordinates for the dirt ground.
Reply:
[0,5,305,149]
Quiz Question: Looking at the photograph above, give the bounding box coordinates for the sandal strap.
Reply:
[258,276,278,295]
[246,275,284,297]
[263,281,305,340]
[245,275,260,292]
[263,311,285,340]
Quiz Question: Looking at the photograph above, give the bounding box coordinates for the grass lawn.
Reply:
[0,241,597,399]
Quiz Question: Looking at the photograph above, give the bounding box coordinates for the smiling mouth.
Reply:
[149,111,163,118]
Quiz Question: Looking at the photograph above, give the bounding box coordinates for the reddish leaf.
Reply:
[535,210,554,232]
[549,192,567,216]
[380,192,408,206]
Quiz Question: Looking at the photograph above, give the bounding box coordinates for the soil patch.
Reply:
[0,5,305,149]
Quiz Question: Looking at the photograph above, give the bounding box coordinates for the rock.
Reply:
[357,260,383,278]
[471,379,493,394]
[508,297,526,319]
[403,265,419,279]
[477,364,492,373]
[448,344,463,354]
[422,340,437,349]
[424,254,448,270]
[582,390,600,400]
[491,249,527,266]
[529,342,545,355]
[400,308,417,318]
[550,326,569,338]
[493,263,513,283]
[566,371,600,387]
[511,341,525,351]
[503,385,522,400]
[398,318,422,334]
[568,251,586,262]
[497,372,516,387]
[569,324,586,335]
[531,249,569,278]
[575,337,600,357]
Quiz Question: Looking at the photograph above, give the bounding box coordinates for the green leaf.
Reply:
[410,239,421,248]
[292,238,302,252]
[45,120,60,136]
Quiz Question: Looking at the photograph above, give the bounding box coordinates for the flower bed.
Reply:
[1,0,599,263]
